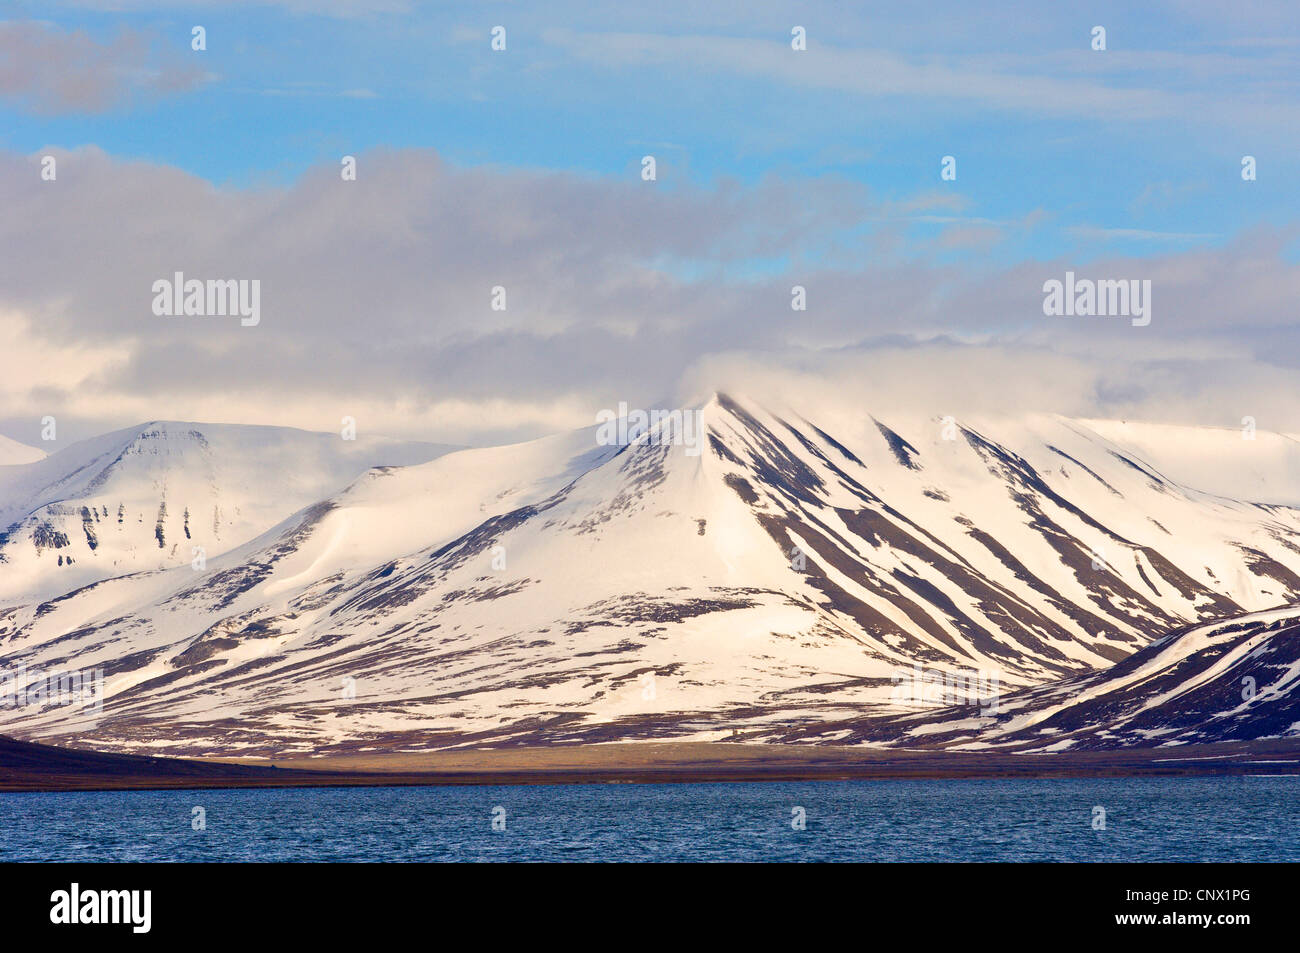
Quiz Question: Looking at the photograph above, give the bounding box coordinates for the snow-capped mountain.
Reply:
[3,394,1300,756]
[0,421,456,603]
[0,434,44,467]
[778,605,1300,751]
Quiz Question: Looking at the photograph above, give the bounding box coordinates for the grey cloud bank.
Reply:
[2,146,1298,446]
[0,21,210,114]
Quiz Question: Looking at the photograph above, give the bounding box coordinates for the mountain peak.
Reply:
[4,403,1300,756]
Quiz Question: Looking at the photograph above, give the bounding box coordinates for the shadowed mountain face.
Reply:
[765,606,1300,752]
[2,394,1300,757]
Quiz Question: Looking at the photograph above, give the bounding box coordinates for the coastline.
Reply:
[4,736,1298,793]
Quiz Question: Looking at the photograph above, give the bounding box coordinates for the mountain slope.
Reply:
[772,605,1300,750]
[3,394,1300,756]
[0,421,455,603]
[0,434,44,466]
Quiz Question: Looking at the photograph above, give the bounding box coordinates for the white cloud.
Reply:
[539,27,1300,127]
[2,146,1298,445]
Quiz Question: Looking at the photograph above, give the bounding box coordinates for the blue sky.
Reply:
[2,1,1299,445]
[6,1,1297,265]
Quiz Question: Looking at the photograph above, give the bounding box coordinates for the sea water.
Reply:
[0,777,1295,862]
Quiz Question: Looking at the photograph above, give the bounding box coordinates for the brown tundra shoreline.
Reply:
[3,735,1299,793]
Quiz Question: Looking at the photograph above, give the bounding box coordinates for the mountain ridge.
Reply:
[2,393,1299,757]
[0,420,457,603]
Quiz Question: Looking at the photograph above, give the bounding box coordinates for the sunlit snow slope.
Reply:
[0,434,44,466]
[2,395,1299,755]
[0,421,455,603]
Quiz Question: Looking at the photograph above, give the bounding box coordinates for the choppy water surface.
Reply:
[1,777,1295,862]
